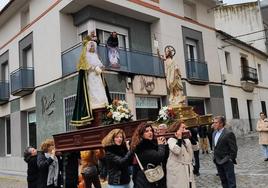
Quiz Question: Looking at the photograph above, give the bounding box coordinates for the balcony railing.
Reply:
[241,66,258,84]
[10,67,35,96]
[0,81,9,104]
[185,59,209,84]
[61,43,165,77]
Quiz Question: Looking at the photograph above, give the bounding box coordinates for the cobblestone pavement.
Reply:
[1,133,268,188]
[196,133,268,188]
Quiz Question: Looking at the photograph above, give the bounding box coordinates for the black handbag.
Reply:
[82,165,98,177]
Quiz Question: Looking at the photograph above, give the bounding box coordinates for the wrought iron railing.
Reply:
[61,43,164,77]
[10,67,35,94]
[185,59,209,82]
[241,65,258,84]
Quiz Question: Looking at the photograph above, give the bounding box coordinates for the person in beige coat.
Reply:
[256,112,268,161]
[166,121,196,188]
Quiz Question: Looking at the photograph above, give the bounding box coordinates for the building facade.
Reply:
[0,0,226,174]
[216,30,268,135]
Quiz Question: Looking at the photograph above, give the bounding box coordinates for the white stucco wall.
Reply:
[214,3,267,53]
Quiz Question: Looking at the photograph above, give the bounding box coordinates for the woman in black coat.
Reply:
[130,123,167,188]
[102,129,133,188]
[24,147,38,188]
[37,139,58,188]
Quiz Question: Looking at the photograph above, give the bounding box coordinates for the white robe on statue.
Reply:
[86,41,108,109]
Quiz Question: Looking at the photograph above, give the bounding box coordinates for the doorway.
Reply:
[247,100,253,131]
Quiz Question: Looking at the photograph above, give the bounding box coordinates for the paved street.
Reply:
[1,133,268,188]
[196,133,268,188]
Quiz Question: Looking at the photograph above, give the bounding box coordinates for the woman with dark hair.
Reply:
[130,123,167,188]
[24,146,38,188]
[166,122,196,188]
[102,129,133,188]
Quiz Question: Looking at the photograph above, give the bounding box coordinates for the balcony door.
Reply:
[240,56,248,78]
[78,20,129,69]
[186,38,198,78]
[1,62,8,81]
[186,38,198,60]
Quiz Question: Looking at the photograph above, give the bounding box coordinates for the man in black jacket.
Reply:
[213,116,238,188]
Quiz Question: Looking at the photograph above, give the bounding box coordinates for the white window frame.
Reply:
[135,96,162,109]
[186,39,198,60]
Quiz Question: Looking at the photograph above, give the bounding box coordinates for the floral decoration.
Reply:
[104,100,133,124]
[156,106,176,124]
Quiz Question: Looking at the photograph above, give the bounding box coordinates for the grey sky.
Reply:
[0,0,10,11]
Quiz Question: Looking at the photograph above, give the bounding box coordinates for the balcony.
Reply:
[0,81,9,105]
[241,66,258,84]
[185,59,209,85]
[240,66,258,92]
[62,43,165,77]
[10,67,34,96]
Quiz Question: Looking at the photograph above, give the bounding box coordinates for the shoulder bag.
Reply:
[134,153,164,183]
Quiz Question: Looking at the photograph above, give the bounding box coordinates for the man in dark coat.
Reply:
[213,116,238,188]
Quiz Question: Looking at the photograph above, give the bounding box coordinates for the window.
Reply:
[261,101,267,116]
[28,111,36,148]
[80,30,88,41]
[110,92,126,101]
[64,95,77,132]
[0,51,9,81]
[97,29,126,49]
[225,51,232,73]
[1,62,8,81]
[136,97,161,121]
[258,64,263,82]
[186,38,198,60]
[19,33,33,67]
[231,98,240,119]
[23,47,33,67]
[5,117,11,155]
[183,0,197,20]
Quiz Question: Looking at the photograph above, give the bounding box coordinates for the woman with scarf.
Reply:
[166,121,196,188]
[130,122,167,188]
[24,146,38,188]
[37,139,59,188]
[102,129,133,188]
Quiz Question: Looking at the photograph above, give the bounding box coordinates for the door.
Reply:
[247,100,253,131]
[188,99,205,115]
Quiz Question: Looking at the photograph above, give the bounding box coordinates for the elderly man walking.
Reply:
[213,116,238,188]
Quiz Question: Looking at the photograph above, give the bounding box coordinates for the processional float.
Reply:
[53,43,213,152]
